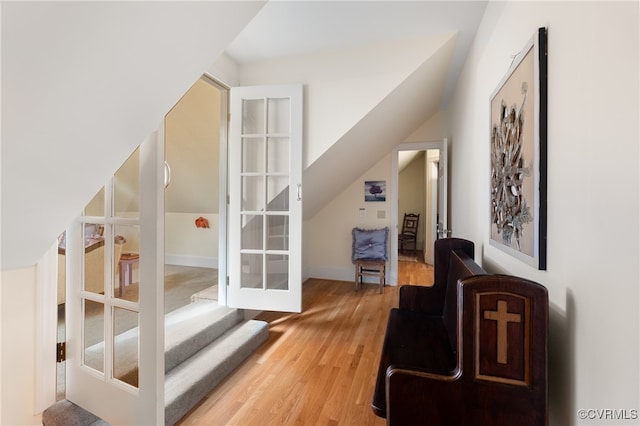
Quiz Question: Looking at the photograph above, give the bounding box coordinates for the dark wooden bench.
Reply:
[372,238,548,425]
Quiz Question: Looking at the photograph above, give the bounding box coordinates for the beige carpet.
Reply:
[57,265,218,399]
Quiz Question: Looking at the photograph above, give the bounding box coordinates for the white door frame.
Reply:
[201,73,230,306]
[35,244,60,413]
[390,139,448,285]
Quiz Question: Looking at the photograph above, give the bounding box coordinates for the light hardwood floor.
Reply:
[178,262,433,426]
[397,256,433,286]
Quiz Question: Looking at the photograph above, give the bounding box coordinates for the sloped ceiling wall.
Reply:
[236,34,457,219]
[1,1,266,269]
[303,36,456,219]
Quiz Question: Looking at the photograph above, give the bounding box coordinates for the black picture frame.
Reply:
[364,180,386,202]
[489,27,547,270]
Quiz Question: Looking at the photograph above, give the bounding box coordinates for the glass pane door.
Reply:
[77,148,141,389]
[66,132,164,424]
[229,84,302,313]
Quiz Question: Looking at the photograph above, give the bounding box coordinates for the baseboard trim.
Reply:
[307,265,393,285]
[165,255,217,269]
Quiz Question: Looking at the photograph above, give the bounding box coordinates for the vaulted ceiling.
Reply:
[222,1,487,219]
[225,1,487,109]
[1,1,487,269]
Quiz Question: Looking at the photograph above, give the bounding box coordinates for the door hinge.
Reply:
[226,276,230,287]
[57,342,66,363]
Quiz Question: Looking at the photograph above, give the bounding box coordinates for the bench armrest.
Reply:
[385,366,461,424]
[398,285,445,314]
[386,367,545,425]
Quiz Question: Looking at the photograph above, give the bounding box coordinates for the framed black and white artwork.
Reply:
[489,27,547,270]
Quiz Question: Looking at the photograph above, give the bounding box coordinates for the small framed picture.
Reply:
[364,180,386,202]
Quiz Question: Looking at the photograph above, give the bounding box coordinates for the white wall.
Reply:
[0,267,40,425]
[447,2,639,425]
[165,213,218,268]
[207,53,241,88]
[405,110,450,143]
[304,110,450,282]
[306,154,392,282]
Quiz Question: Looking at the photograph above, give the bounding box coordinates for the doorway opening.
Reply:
[390,140,448,286]
[164,74,228,305]
[54,74,230,403]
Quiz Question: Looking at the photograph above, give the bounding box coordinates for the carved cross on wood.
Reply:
[484,300,521,364]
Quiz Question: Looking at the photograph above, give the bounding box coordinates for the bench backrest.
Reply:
[456,274,549,424]
[414,238,475,313]
[434,238,475,290]
[442,249,486,353]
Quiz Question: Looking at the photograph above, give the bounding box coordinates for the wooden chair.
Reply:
[351,227,388,294]
[354,259,386,294]
[398,213,420,254]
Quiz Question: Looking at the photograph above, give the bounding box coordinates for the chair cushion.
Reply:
[352,227,388,261]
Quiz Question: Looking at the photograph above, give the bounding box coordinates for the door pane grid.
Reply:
[77,147,141,390]
[231,85,300,311]
[240,97,291,291]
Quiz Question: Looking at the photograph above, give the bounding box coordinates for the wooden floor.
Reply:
[397,251,433,286]
[178,261,433,426]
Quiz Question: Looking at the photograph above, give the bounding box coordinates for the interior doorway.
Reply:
[164,75,226,303]
[390,140,449,286]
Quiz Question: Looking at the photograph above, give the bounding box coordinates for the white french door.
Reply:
[228,84,303,313]
[65,130,165,425]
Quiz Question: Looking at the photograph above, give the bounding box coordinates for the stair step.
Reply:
[164,301,242,373]
[46,303,268,426]
[42,399,109,426]
[164,319,269,426]
[83,301,242,381]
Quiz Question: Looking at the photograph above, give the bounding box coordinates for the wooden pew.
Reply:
[397,237,477,314]
[372,238,548,425]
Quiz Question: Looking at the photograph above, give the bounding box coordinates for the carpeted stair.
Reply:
[43,300,268,426]
[164,302,268,426]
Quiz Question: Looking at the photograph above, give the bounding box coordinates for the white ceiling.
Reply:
[226,1,487,63]
[225,0,488,105]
